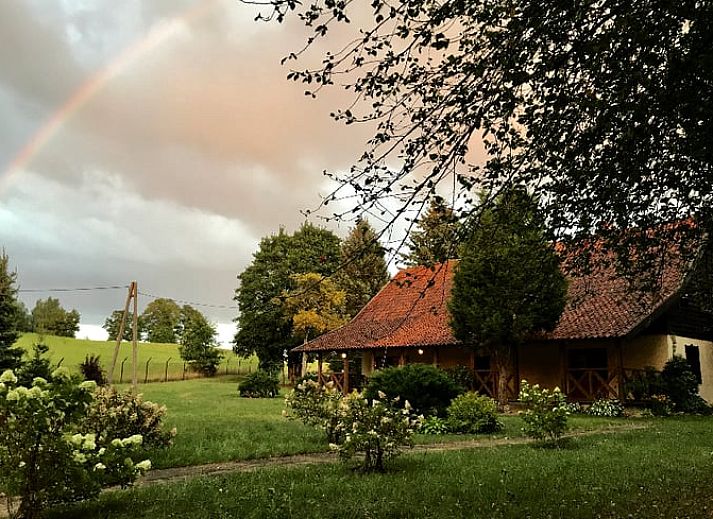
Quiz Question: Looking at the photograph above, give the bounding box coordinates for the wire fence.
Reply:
[54,357,259,384]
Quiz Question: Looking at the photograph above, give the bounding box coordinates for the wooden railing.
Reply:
[317,372,345,392]
[473,370,517,400]
[565,368,652,401]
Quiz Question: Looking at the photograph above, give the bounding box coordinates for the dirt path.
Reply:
[138,424,646,487]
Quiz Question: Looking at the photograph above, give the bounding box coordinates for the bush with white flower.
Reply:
[331,390,422,472]
[518,380,569,444]
[587,398,625,417]
[284,379,344,443]
[0,369,153,519]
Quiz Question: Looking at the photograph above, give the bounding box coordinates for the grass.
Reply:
[15,333,259,382]
[131,377,625,469]
[48,417,713,518]
[132,377,325,469]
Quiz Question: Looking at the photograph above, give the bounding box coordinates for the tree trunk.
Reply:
[494,346,513,409]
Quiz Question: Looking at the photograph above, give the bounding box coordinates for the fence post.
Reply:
[164,357,171,383]
[144,357,152,384]
[225,359,230,376]
[120,357,128,384]
[183,362,186,380]
[57,357,64,368]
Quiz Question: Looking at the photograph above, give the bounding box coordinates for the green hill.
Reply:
[15,333,258,383]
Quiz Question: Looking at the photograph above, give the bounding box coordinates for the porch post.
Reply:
[469,349,476,391]
[317,353,323,384]
[398,351,405,367]
[432,349,439,368]
[361,350,374,376]
[301,352,308,378]
[342,353,349,393]
[559,343,567,395]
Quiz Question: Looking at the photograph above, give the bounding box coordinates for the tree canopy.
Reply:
[177,305,223,376]
[335,219,389,317]
[401,197,460,266]
[0,250,24,370]
[103,310,143,342]
[233,223,341,370]
[448,189,567,404]
[31,297,80,338]
[282,272,348,342]
[251,0,713,275]
[141,298,181,344]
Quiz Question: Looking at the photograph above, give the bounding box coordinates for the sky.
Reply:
[0,0,380,343]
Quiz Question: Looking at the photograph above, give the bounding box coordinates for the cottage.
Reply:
[294,249,713,402]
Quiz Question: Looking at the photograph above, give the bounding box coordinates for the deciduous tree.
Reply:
[251,0,713,275]
[234,223,341,370]
[177,305,222,376]
[31,297,80,338]
[103,310,143,342]
[282,272,348,342]
[141,298,181,344]
[448,189,567,405]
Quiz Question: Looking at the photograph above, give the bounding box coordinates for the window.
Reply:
[685,345,703,385]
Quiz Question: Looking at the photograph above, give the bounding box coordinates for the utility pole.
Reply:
[108,281,139,392]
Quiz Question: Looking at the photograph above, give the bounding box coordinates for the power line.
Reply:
[18,285,130,293]
[137,291,238,310]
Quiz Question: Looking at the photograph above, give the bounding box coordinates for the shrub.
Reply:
[446,392,502,434]
[419,415,449,435]
[238,370,280,398]
[15,343,54,387]
[624,367,665,401]
[185,346,223,377]
[79,354,107,386]
[443,365,473,392]
[650,394,673,416]
[364,364,462,416]
[661,356,710,413]
[284,380,343,442]
[331,390,421,472]
[518,380,569,444]
[84,386,176,450]
[0,369,151,519]
[587,398,625,417]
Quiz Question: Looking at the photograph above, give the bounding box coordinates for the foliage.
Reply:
[444,365,474,393]
[518,380,569,444]
[234,223,341,370]
[449,189,567,404]
[0,251,26,371]
[281,273,347,342]
[84,386,176,450]
[331,390,421,472]
[649,394,674,417]
[177,305,222,377]
[446,392,502,434]
[79,355,106,386]
[334,219,389,317]
[587,399,625,418]
[402,196,461,266]
[15,342,54,387]
[660,355,710,413]
[624,367,666,402]
[254,0,713,278]
[0,369,151,519]
[418,415,449,435]
[364,364,461,417]
[284,379,343,443]
[103,310,143,342]
[14,301,32,333]
[31,297,80,338]
[238,370,280,398]
[141,298,181,344]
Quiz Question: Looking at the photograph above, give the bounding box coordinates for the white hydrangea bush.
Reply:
[284,380,344,443]
[518,380,569,444]
[0,369,152,519]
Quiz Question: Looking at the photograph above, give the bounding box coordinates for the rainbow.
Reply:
[1,0,217,191]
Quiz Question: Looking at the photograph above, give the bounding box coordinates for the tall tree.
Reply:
[31,297,80,338]
[177,305,223,376]
[234,223,341,370]
[282,273,348,342]
[335,219,389,317]
[402,197,461,266]
[103,310,143,342]
[448,189,567,405]
[141,298,181,344]
[0,250,24,370]
[252,0,713,275]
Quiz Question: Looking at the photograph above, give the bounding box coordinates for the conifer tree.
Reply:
[0,250,24,370]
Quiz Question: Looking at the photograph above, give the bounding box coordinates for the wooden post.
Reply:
[398,351,405,367]
[131,281,138,393]
[301,352,308,378]
[317,353,323,384]
[559,343,568,396]
[432,349,439,368]
[342,354,349,394]
[617,340,625,400]
[108,283,134,385]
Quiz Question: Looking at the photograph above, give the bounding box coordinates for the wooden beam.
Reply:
[108,282,134,385]
[398,351,405,367]
[343,354,349,393]
[131,281,138,393]
[433,348,439,368]
[317,353,323,384]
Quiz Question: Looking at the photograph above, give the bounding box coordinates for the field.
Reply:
[42,377,713,518]
[15,333,259,382]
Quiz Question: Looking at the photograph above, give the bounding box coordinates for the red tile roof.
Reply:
[294,254,689,352]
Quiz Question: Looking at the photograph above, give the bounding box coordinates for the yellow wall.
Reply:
[622,334,671,370]
[674,336,713,403]
[518,343,561,388]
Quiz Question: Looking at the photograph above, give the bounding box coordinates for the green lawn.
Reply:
[132,377,627,469]
[49,417,713,518]
[15,333,258,382]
